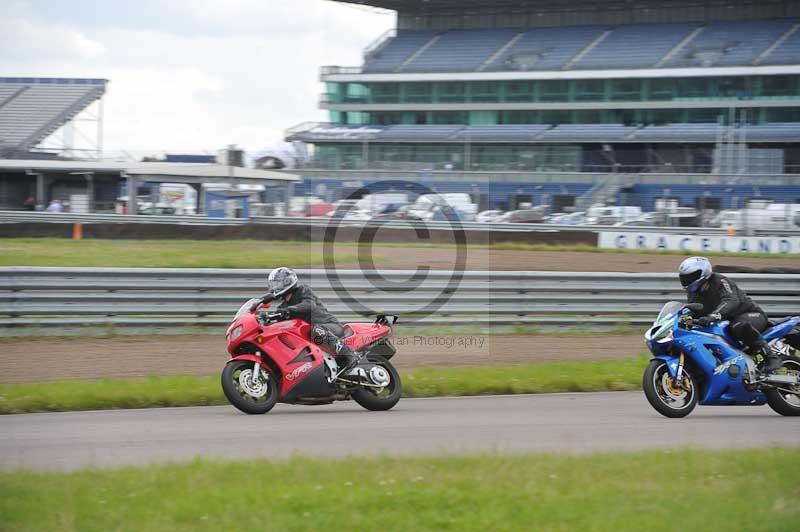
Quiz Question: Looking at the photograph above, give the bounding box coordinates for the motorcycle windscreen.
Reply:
[232,298,261,321]
[654,301,684,322]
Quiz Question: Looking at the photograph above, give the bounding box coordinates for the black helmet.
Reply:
[267,267,298,297]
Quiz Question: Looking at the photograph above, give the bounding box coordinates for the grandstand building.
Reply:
[287,0,800,212]
[0,77,107,160]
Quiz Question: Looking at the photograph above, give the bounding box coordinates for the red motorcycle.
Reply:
[221,297,402,414]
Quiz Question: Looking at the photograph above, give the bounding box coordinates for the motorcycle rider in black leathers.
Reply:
[259,267,359,370]
[678,256,781,373]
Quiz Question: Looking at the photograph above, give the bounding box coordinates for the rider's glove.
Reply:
[696,313,721,327]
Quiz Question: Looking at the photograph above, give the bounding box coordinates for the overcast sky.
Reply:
[0,0,394,153]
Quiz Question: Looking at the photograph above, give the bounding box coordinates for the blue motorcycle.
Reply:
[643,301,800,418]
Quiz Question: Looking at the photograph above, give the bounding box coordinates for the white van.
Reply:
[714,204,800,231]
[407,193,478,221]
[585,205,643,225]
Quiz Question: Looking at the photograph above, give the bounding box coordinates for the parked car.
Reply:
[498,208,548,223]
[476,210,504,223]
[548,211,586,225]
[585,206,643,225]
[139,206,176,216]
[406,193,478,221]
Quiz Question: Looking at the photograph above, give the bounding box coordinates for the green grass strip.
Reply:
[0,238,359,268]
[1,449,798,531]
[0,237,795,268]
[0,358,648,414]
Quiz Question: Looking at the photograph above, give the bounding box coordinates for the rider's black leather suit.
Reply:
[688,273,768,351]
[279,284,355,361]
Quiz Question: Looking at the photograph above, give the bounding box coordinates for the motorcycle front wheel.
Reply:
[765,359,800,417]
[351,355,402,411]
[221,360,279,415]
[643,359,698,418]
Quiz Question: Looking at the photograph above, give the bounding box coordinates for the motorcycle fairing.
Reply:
[342,322,392,352]
[763,316,800,343]
[281,364,335,403]
[656,322,767,406]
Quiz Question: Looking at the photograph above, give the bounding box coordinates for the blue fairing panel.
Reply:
[763,317,800,342]
[652,355,680,377]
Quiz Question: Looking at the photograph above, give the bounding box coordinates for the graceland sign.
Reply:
[598,232,800,255]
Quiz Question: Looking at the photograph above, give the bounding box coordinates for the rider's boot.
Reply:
[757,343,782,374]
[335,342,362,374]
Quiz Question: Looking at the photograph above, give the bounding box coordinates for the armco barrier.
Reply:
[2,210,798,236]
[0,268,797,328]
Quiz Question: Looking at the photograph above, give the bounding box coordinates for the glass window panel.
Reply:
[760,75,798,97]
[469,81,500,103]
[610,79,642,101]
[573,80,605,102]
[648,78,675,100]
[437,82,466,103]
[539,80,569,102]
[677,78,710,98]
[506,81,534,102]
[687,108,721,123]
[716,77,746,98]
[404,82,432,103]
[541,110,569,124]
[371,83,399,104]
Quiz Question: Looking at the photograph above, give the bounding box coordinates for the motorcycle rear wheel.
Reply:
[351,355,402,411]
[643,359,698,418]
[221,360,279,415]
[765,359,800,417]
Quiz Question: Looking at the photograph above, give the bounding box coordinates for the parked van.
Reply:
[407,193,478,221]
[713,204,800,231]
[585,205,643,225]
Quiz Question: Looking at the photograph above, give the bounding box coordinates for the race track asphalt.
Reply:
[1,392,798,471]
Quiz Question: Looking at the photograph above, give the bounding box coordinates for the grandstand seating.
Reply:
[663,19,796,67]
[633,123,723,142]
[400,29,519,73]
[741,123,800,142]
[449,125,551,142]
[575,23,697,70]
[761,25,800,65]
[622,183,800,210]
[362,19,800,73]
[483,25,604,71]
[363,31,437,73]
[538,124,636,142]
[294,176,800,212]
[0,78,106,153]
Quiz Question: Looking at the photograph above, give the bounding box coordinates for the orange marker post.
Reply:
[72,222,83,240]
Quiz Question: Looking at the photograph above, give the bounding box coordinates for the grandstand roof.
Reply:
[0,77,107,154]
[350,19,800,75]
[0,159,300,185]
[334,0,794,15]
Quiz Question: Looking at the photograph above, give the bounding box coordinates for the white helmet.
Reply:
[267,267,298,297]
[678,257,712,294]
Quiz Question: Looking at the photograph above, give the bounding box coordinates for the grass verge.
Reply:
[0,238,361,268]
[0,237,795,268]
[0,358,647,414]
[1,449,798,531]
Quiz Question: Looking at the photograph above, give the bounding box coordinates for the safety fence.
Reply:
[1,210,798,235]
[1,268,797,328]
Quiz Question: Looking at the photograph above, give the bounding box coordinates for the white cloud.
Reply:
[0,0,395,152]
